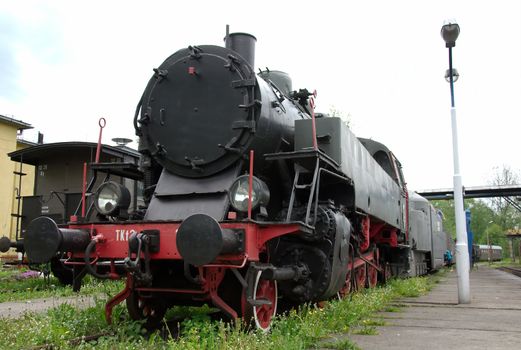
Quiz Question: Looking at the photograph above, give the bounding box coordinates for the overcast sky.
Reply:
[1,0,520,191]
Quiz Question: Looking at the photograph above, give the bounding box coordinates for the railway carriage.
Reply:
[475,245,502,261]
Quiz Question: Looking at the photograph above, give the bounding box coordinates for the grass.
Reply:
[360,318,386,326]
[385,275,432,297]
[0,264,123,302]
[352,326,378,335]
[0,271,438,349]
[487,260,521,268]
[321,338,361,349]
[383,305,402,312]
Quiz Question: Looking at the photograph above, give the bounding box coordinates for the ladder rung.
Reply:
[13,172,27,176]
[295,184,312,189]
[11,214,23,218]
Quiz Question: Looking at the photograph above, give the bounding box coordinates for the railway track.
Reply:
[31,332,112,349]
[29,314,204,349]
[498,266,521,278]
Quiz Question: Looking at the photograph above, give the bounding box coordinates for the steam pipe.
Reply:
[84,235,119,280]
[248,150,254,219]
[261,265,308,281]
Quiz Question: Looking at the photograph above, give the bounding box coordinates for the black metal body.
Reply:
[131,33,446,303]
[136,42,309,224]
[137,44,304,179]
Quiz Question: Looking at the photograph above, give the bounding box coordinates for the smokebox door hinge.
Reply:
[232,120,256,132]
[231,78,256,88]
[218,136,242,154]
[224,54,241,72]
[188,45,202,59]
[239,100,261,110]
[184,156,204,171]
[153,68,168,82]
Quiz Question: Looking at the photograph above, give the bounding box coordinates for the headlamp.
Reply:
[94,181,131,217]
[229,175,270,213]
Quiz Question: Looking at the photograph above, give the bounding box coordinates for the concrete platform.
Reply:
[347,266,521,349]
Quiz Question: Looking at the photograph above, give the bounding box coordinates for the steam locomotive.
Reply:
[1,29,449,331]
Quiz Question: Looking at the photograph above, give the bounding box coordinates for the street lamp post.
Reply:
[441,21,470,304]
[487,220,493,264]
[487,230,491,264]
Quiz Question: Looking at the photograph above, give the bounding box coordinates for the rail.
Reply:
[497,266,521,278]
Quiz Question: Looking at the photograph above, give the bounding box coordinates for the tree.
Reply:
[431,198,510,256]
[430,198,493,241]
[481,223,506,247]
[430,166,521,258]
[328,106,351,127]
[430,199,455,238]
[488,165,521,229]
[466,200,495,244]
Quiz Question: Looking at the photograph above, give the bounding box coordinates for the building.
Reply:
[0,114,35,255]
[7,141,142,241]
[1,114,141,260]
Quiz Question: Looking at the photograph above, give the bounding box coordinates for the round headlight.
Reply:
[229,175,270,213]
[94,181,131,216]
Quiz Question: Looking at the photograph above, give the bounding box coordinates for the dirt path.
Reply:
[0,295,102,318]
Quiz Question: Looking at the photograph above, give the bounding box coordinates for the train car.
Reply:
[475,244,503,261]
[1,29,448,331]
[407,192,449,274]
[0,141,141,284]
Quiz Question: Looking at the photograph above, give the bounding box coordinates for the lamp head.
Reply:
[445,68,459,82]
[441,21,460,48]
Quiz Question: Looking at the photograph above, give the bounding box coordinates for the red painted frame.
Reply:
[70,217,389,324]
[65,221,303,263]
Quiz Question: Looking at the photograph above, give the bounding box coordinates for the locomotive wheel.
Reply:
[126,291,166,329]
[242,270,278,332]
[337,269,352,299]
[366,264,378,288]
[354,265,366,292]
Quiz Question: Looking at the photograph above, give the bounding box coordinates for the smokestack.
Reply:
[224,26,256,69]
[37,132,44,144]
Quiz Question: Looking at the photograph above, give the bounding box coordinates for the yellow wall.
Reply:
[0,123,35,244]
[10,143,35,240]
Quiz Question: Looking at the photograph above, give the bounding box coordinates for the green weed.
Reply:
[489,260,521,268]
[352,326,378,335]
[0,264,123,302]
[360,318,386,326]
[383,305,402,312]
[0,269,439,349]
[387,276,432,297]
[321,338,361,349]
